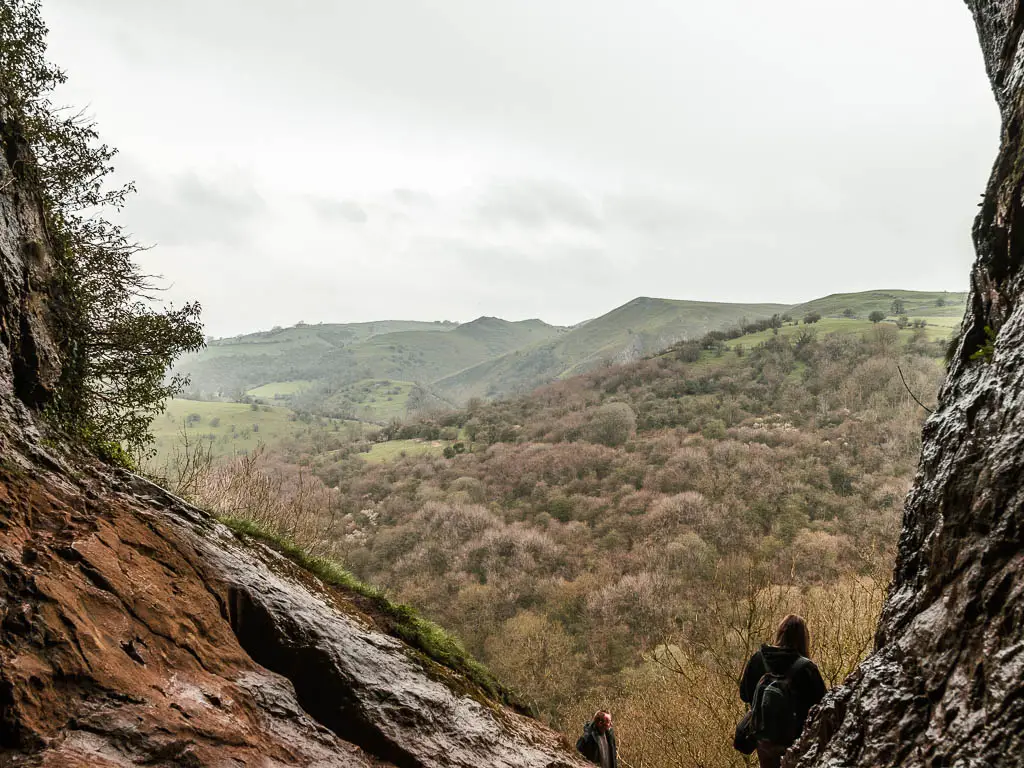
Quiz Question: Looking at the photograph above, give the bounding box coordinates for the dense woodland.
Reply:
[173,320,949,767]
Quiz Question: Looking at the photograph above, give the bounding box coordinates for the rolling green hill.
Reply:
[175,318,560,399]
[339,318,564,385]
[176,320,454,395]
[432,297,788,402]
[169,290,967,420]
[790,290,967,319]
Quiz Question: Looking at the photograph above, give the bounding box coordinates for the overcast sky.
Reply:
[43,0,997,338]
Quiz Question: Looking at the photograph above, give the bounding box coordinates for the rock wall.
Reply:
[0,109,62,413]
[0,115,585,767]
[792,3,1024,766]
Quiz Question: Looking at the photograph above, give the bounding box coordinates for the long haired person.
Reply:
[739,614,826,768]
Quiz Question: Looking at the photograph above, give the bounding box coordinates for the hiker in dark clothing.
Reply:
[576,710,617,768]
[739,614,826,768]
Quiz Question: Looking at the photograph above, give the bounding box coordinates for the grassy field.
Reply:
[362,438,446,464]
[146,398,356,468]
[912,315,963,329]
[790,289,967,319]
[318,379,418,423]
[247,380,315,398]
[723,317,958,349]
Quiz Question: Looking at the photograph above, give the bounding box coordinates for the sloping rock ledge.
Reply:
[0,446,586,768]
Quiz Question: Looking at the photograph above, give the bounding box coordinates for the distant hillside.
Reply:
[176,320,454,395]
[176,317,564,404]
[433,297,788,402]
[790,289,967,319]
[172,290,967,417]
[340,318,563,385]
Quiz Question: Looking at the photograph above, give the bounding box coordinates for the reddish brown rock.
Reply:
[0,453,586,767]
[0,461,387,767]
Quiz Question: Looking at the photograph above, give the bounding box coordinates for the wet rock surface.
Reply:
[0,461,386,768]
[0,459,586,767]
[790,3,1024,766]
[0,109,62,411]
[0,112,585,767]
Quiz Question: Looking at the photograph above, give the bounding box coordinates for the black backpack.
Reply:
[750,657,809,745]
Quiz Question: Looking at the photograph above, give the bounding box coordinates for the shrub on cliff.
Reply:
[0,0,203,460]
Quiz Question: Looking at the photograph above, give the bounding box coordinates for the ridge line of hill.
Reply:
[170,290,967,425]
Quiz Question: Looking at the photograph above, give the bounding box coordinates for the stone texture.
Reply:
[0,457,586,767]
[789,3,1024,766]
[0,109,63,411]
[0,462,385,767]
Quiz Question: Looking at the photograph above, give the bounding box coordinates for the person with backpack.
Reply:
[738,614,827,768]
[576,710,617,768]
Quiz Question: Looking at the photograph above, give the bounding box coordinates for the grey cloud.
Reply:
[123,171,266,247]
[602,194,730,236]
[392,188,434,208]
[474,179,602,231]
[42,0,992,337]
[433,238,612,281]
[173,174,265,218]
[306,197,369,224]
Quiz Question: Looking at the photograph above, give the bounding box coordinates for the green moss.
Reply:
[217,515,517,709]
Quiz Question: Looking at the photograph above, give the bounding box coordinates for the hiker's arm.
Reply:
[794,660,828,724]
[808,663,827,706]
[739,653,760,704]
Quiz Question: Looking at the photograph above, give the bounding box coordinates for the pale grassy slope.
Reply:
[170,290,967,414]
[790,290,967,319]
[175,318,562,397]
[433,297,787,402]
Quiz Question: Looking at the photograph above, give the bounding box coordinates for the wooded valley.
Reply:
[159,300,956,767]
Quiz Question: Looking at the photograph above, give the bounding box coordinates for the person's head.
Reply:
[774,614,810,657]
[592,710,613,733]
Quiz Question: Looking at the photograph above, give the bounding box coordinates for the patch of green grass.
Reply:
[321,379,416,423]
[363,438,445,464]
[247,380,315,398]
[790,289,967,319]
[913,315,962,329]
[218,515,515,708]
[722,318,955,348]
[147,399,355,467]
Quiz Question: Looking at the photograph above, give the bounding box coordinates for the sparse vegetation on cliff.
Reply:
[218,514,514,708]
[0,0,203,460]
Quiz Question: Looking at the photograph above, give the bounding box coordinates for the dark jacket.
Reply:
[576,722,617,767]
[739,644,826,742]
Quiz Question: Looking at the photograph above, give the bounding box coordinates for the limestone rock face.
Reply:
[0,113,585,767]
[791,3,1024,766]
[0,110,63,412]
